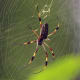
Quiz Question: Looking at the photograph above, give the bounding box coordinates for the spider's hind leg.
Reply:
[42,44,48,67]
[29,46,39,64]
[44,42,55,58]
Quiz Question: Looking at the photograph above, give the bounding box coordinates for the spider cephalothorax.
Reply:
[24,6,59,67]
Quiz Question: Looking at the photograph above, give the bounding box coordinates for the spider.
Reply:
[24,5,59,67]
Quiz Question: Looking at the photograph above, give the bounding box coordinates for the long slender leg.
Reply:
[29,46,39,64]
[37,5,42,29]
[32,29,39,38]
[48,23,59,37]
[45,38,51,41]
[24,40,36,45]
[42,44,48,67]
[43,42,55,58]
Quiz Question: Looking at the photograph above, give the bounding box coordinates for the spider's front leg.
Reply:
[48,23,59,37]
[37,5,42,29]
[29,46,39,64]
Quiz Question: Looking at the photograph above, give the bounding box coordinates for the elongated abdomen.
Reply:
[38,23,49,45]
[40,23,48,39]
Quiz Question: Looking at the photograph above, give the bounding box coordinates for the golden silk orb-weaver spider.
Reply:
[24,5,59,67]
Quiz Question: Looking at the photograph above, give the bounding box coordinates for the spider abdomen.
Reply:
[41,23,48,39]
[38,23,48,45]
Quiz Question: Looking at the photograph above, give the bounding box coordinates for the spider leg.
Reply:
[29,46,39,64]
[24,29,39,46]
[43,42,55,58]
[32,29,39,38]
[48,23,59,37]
[37,5,42,29]
[24,40,36,45]
[45,38,51,41]
[42,44,48,67]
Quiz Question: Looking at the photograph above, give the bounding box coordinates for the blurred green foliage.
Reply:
[29,55,80,80]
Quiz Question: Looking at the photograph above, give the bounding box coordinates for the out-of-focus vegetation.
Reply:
[29,55,80,80]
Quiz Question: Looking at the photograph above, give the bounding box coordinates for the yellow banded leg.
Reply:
[29,47,39,64]
[45,52,48,67]
[48,24,59,37]
[42,44,48,67]
[38,13,42,28]
[24,40,36,45]
[44,42,55,58]
[37,5,42,29]
[48,29,57,37]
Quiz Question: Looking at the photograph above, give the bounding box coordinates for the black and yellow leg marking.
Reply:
[37,5,42,29]
[24,40,36,45]
[45,52,48,67]
[48,23,59,37]
[29,47,39,64]
[42,44,48,67]
[44,42,55,58]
